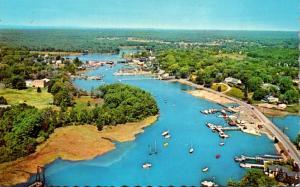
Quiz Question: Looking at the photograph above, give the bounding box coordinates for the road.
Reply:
[176,79,300,165]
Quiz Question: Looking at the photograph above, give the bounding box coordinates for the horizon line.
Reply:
[0,24,298,32]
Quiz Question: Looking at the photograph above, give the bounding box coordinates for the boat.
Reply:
[164,134,171,139]
[142,163,152,169]
[189,145,194,154]
[219,142,225,146]
[202,167,209,172]
[216,154,221,159]
[149,140,158,155]
[201,180,218,187]
[163,142,169,147]
[161,130,169,136]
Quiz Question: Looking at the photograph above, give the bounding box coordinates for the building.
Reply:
[224,77,242,85]
[25,80,33,87]
[32,80,46,88]
[265,95,279,103]
[261,83,280,91]
[265,165,300,185]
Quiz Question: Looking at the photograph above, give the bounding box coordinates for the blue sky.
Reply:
[0,0,299,31]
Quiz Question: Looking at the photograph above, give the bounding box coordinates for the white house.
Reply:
[224,77,242,85]
[25,80,33,87]
[266,95,279,103]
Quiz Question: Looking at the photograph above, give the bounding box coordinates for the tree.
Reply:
[278,76,293,93]
[295,134,300,149]
[11,75,26,90]
[0,96,8,105]
[228,169,277,187]
[282,89,299,104]
[247,77,263,92]
[37,87,42,93]
[253,88,268,100]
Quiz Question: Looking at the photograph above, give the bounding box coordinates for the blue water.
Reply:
[34,53,278,186]
[270,115,300,141]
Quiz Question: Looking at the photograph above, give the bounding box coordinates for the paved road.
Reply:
[177,79,300,165]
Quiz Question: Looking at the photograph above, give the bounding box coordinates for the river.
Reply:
[38,52,279,186]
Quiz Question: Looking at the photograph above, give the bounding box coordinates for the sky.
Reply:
[0,0,299,31]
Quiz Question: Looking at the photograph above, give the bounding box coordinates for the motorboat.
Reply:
[142,163,152,169]
[216,154,221,159]
[202,167,209,172]
[189,147,194,154]
[163,142,169,147]
[201,180,218,187]
[219,142,225,146]
[161,130,169,136]
[164,134,171,139]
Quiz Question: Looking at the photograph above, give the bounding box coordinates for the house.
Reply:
[224,77,242,85]
[265,165,300,185]
[265,95,279,103]
[32,80,46,88]
[261,83,280,91]
[25,80,33,87]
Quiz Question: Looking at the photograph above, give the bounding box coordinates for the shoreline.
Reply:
[0,115,158,186]
[170,79,300,164]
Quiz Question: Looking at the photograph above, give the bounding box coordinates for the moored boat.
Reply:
[201,180,218,187]
[202,167,209,172]
[142,163,152,169]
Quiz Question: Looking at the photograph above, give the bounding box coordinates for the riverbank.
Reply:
[0,115,158,186]
[30,51,83,56]
[256,103,300,117]
[171,79,300,165]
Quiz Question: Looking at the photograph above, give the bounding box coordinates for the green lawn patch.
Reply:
[225,87,244,99]
[0,88,53,109]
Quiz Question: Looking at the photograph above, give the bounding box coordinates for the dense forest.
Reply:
[0,29,297,53]
[157,47,299,104]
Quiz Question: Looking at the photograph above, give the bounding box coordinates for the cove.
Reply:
[36,52,277,186]
[270,115,300,142]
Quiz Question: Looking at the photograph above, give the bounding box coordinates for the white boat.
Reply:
[161,130,169,136]
[142,163,152,169]
[219,142,225,146]
[201,180,217,187]
[202,167,209,172]
[164,134,171,139]
[189,147,194,154]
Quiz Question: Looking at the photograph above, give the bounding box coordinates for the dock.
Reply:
[205,123,239,138]
[234,154,283,162]
[240,163,265,169]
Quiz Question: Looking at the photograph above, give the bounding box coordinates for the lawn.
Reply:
[225,87,245,99]
[211,83,229,92]
[73,96,103,110]
[0,88,53,109]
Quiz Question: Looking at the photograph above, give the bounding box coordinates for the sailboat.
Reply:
[219,139,225,146]
[148,140,158,155]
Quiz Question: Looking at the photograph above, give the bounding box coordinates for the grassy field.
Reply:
[211,83,229,92]
[0,88,53,109]
[73,96,103,110]
[225,87,244,99]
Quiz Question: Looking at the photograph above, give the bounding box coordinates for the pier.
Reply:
[205,123,239,138]
[234,154,283,162]
[239,163,265,169]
